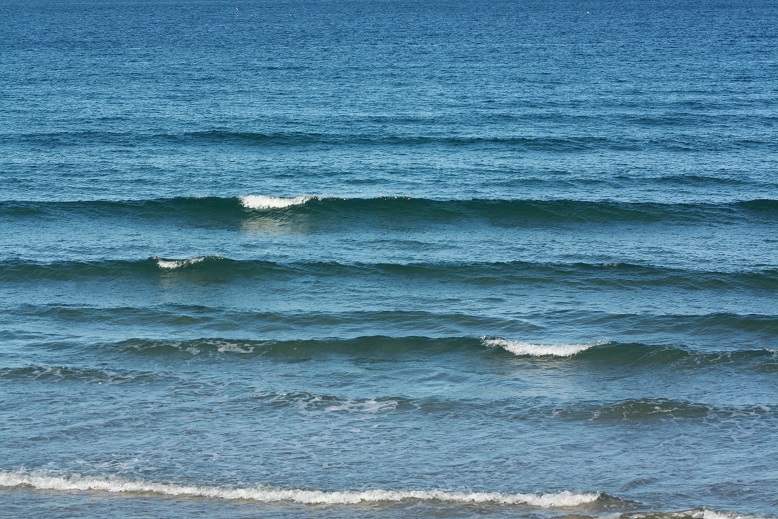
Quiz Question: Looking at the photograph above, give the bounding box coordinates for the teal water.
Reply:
[1,0,777,517]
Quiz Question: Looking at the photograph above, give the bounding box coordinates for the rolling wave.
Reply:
[8,304,778,347]
[483,338,605,357]
[68,336,778,372]
[0,470,603,507]
[2,257,775,291]
[106,336,479,357]
[257,393,775,422]
[5,305,534,337]
[0,365,166,385]
[556,399,775,422]
[1,196,775,226]
[5,367,772,422]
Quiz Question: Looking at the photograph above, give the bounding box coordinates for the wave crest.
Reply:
[482,338,607,357]
[152,256,212,270]
[0,471,601,507]
[238,195,311,210]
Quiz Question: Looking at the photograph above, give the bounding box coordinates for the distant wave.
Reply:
[0,196,774,226]
[0,129,629,150]
[2,257,776,292]
[179,130,627,152]
[0,470,602,507]
[7,128,777,154]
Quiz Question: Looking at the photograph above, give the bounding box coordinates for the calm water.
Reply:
[1,0,777,517]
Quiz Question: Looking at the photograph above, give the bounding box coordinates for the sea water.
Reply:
[1,0,777,517]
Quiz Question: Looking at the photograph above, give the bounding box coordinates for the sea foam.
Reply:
[238,195,311,210]
[627,509,769,519]
[153,256,209,270]
[698,510,768,519]
[0,471,600,507]
[482,338,606,357]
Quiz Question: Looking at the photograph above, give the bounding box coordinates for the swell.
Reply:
[6,128,777,153]
[3,367,772,422]
[32,336,777,372]
[254,393,776,422]
[4,129,620,149]
[9,304,778,344]
[2,257,776,291]
[0,365,168,385]
[0,470,604,507]
[5,305,532,337]
[551,398,775,422]
[0,129,658,150]
[0,196,775,226]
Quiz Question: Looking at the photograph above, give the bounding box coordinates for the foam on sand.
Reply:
[626,509,769,519]
[238,195,311,210]
[0,471,601,507]
[482,338,607,357]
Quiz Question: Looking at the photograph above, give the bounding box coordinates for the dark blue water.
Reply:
[1,0,777,517]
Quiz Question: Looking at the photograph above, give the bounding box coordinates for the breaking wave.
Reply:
[237,195,312,210]
[0,471,602,507]
[0,196,774,226]
[153,256,210,270]
[482,338,605,357]
[27,336,768,373]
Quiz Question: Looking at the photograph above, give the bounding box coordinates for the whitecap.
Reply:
[238,195,311,210]
[153,256,208,270]
[0,471,600,507]
[482,338,607,357]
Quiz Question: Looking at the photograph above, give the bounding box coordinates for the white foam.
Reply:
[699,510,767,519]
[154,256,208,270]
[0,471,600,507]
[322,398,398,414]
[238,195,311,210]
[216,342,255,354]
[482,338,606,357]
[628,509,768,519]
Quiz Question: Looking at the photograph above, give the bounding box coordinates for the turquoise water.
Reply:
[1,0,777,517]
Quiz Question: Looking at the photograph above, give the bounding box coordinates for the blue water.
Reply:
[1,0,777,517]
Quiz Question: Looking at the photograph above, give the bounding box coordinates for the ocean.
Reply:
[1,0,777,517]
